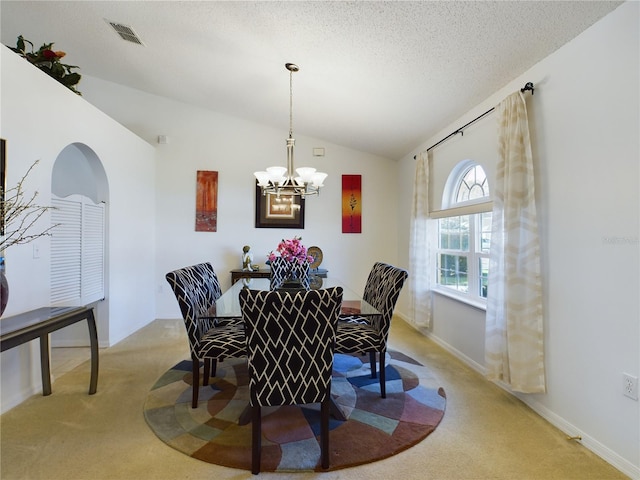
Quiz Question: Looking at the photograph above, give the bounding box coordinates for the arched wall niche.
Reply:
[51,142,109,346]
[52,143,109,202]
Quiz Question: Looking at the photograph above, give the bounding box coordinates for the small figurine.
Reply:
[242,245,254,271]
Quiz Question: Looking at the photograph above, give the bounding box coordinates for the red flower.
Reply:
[42,49,57,60]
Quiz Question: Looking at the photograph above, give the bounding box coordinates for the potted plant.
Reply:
[7,35,82,95]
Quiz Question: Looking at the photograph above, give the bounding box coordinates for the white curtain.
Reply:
[485,91,546,393]
[409,151,432,328]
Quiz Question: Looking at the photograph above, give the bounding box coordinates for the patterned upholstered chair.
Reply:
[269,257,311,290]
[165,263,246,408]
[334,262,408,398]
[240,287,343,474]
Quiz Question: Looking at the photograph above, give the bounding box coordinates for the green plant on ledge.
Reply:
[8,35,81,95]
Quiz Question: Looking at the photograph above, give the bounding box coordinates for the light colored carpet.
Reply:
[0,318,628,480]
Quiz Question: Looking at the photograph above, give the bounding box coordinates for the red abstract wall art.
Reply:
[342,174,361,233]
[195,170,218,232]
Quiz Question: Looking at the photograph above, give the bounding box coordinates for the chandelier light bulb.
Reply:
[295,167,317,184]
[312,172,328,187]
[254,171,270,187]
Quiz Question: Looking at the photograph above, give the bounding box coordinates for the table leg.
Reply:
[40,333,52,396]
[86,309,99,395]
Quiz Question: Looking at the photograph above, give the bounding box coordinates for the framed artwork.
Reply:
[255,182,305,229]
[0,139,5,236]
[195,170,218,232]
[342,174,362,233]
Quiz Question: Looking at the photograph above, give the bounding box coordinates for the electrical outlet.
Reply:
[623,373,638,400]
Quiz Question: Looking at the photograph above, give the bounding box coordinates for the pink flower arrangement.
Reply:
[268,236,314,265]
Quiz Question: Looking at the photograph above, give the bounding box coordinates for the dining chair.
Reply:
[240,287,343,474]
[269,257,311,290]
[165,262,246,408]
[334,262,408,398]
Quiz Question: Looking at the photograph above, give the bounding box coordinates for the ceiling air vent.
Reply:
[105,19,145,46]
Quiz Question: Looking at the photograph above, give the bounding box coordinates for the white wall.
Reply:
[79,76,399,318]
[397,3,639,477]
[0,45,157,412]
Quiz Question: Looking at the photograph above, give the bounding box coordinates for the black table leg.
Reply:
[40,333,52,396]
[86,310,99,395]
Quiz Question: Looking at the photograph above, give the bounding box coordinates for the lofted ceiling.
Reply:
[0,1,623,160]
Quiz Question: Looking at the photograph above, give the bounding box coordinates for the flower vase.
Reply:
[0,265,8,317]
[270,258,310,290]
[282,269,303,290]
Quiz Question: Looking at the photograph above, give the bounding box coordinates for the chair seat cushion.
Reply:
[199,323,246,359]
[335,321,380,353]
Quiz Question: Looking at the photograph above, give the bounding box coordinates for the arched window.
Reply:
[456,164,489,203]
[436,161,491,305]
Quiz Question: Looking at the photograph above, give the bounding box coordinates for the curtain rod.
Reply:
[413,82,534,160]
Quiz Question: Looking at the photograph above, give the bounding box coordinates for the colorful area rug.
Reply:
[144,351,446,472]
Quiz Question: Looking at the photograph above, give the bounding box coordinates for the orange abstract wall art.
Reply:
[342,174,362,233]
[195,170,218,232]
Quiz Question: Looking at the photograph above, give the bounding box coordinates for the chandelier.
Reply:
[254,63,327,198]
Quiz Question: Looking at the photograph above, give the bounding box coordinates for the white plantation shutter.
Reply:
[51,195,105,306]
[51,197,82,303]
[81,202,105,302]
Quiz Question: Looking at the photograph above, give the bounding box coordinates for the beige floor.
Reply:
[0,318,628,480]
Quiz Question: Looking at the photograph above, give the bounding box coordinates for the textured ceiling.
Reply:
[0,1,623,159]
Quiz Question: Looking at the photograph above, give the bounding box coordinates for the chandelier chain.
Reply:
[289,68,294,138]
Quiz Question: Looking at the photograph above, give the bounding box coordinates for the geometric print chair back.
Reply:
[166,262,247,409]
[334,262,408,399]
[269,257,311,290]
[361,262,409,351]
[240,286,343,473]
[165,262,222,357]
[240,287,343,407]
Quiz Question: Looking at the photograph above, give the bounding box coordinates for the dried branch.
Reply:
[1,160,58,252]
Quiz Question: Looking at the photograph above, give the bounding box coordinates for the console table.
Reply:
[0,306,98,396]
[231,268,328,284]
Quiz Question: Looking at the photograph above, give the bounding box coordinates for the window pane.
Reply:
[455,165,490,203]
[460,215,470,251]
[438,253,468,293]
[479,211,492,253]
[444,217,455,249]
[479,257,489,298]
[439,216,469,252]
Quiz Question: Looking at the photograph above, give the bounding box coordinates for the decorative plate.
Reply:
[308,246,323,269]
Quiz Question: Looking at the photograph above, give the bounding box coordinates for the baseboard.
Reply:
[1,384,41,415]
[512,393,640,480]
[399,318,639,480]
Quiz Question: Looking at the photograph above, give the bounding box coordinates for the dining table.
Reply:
[207,276,381,424]
[213,277,380,319]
